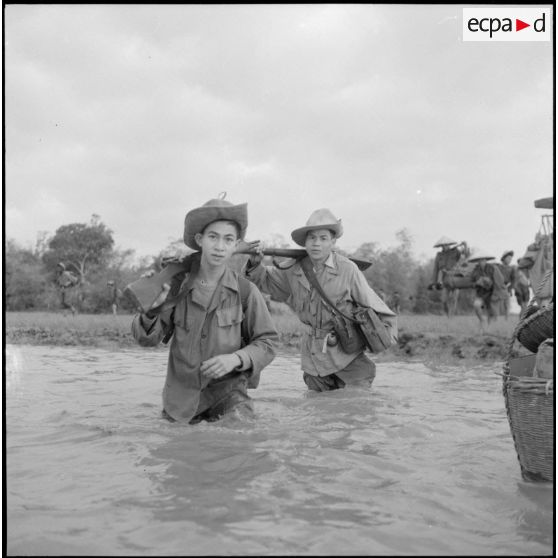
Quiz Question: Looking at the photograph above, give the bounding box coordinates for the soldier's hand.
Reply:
[141,269,155,279]
[246,240,265,268]
[236,239,259,253]
[200,353,242,380]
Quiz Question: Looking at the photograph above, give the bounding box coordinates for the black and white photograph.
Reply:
[5,3,554,556]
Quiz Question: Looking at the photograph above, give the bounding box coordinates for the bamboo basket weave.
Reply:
[516,303,554,353]
[502,305,554,482]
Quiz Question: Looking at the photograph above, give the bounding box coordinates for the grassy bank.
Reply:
[5,304,523,363]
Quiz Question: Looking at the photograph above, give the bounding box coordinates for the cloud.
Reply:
[4,4,553,264]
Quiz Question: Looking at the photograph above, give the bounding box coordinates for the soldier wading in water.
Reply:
[245,208,397,392]
[132,196,278,424]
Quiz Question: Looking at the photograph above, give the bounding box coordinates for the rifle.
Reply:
[234,248,372,271]
[124,249,372,313]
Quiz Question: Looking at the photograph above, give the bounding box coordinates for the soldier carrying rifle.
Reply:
[244,208,397,392]
[130,195,278,424]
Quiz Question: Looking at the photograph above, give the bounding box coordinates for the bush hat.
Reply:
[468,248,495,262]
[433,236,457,248]
[183,194,248,250]
[291,208,343,247]
[501,250,514,261]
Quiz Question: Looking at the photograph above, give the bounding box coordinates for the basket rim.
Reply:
[516,305,554,353]
[516,302,554,333]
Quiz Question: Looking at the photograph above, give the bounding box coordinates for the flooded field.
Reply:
[6,344,554,556]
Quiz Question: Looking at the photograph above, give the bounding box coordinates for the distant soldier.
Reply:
[428,236,468,290]
[468,249,506,333]
[107,280,122,315]
[428,237,470,317]
[496,250,517,320]
[56,262,79,315]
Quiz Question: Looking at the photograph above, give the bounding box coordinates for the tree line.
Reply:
[5,215,475,315]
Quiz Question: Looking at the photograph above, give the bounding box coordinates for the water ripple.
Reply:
[5,344,553,556]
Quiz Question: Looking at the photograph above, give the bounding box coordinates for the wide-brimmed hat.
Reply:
[183,194,247,250]
[433,236,457,248]
[468,249,495,262]
[291,208,343,247]
[501,250,514,261]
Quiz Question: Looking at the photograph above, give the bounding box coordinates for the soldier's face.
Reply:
[196,220,239,268]
[305,229,336,264]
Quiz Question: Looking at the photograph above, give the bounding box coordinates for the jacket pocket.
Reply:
[216,305,243,327]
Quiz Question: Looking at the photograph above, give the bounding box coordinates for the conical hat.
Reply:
[433,236,457,248]
[183,194,247,250]
[291,208,343,247]
[468,248,495,262]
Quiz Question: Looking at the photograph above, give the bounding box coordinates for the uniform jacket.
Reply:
[246,252,397,377]
[132,266,278,422]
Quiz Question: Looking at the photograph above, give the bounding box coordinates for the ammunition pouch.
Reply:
[330,306,393,355]
[330,313,366,354]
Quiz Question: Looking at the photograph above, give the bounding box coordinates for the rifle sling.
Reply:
[299,257,362,324]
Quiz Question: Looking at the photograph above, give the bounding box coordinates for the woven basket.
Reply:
[516,303,554,353]
[503,336,554,482]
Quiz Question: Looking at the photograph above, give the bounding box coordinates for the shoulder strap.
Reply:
[299,257,360,324]
[237,274,252,311]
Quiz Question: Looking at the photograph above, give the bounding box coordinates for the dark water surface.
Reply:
[6,345,554,556]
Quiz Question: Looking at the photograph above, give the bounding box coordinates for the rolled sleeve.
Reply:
[234,349,252,371]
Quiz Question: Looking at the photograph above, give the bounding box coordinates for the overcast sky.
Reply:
[5,4,554,264]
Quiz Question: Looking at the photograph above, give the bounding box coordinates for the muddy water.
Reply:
[6,345,553,556]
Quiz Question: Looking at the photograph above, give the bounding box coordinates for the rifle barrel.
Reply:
[235,248,372,271]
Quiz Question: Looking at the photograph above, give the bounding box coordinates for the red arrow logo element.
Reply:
[516,19,530,31]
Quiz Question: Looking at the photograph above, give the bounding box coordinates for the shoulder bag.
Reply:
[300,258,393,354]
